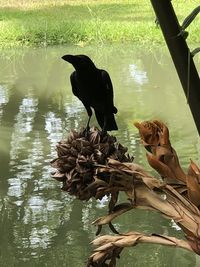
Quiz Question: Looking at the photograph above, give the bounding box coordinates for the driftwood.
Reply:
[51,121,200,266]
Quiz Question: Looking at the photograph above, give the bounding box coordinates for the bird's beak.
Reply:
[62,54,76,63]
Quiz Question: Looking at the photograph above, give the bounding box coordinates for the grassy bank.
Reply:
[0,0,199,47]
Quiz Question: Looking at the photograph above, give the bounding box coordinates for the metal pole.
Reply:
[150,0,200,135]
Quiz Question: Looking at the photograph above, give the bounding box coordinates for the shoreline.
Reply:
[0,0,199,48]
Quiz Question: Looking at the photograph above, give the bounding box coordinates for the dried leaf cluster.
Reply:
[51,121,200,267]
[134,120,200,207]
[51,127,133,200]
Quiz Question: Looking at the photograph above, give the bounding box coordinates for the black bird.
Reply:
[62,54,118,132]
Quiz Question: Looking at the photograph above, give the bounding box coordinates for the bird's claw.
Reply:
[83,126,90,139]
[100,129,107,141]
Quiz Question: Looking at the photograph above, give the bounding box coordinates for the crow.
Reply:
[62,54,118,132]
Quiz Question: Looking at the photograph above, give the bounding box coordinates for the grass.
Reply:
[0,0,199,47]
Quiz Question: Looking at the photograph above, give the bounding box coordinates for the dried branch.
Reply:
[51,122,200,266]
[87,232,193,267]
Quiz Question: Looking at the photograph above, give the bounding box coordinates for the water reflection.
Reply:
[0,44,199,267]
[129,63,148,86]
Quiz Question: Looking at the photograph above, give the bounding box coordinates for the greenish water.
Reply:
[0,44,199,267]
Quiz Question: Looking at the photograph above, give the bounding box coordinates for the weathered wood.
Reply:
[150,0,200,135]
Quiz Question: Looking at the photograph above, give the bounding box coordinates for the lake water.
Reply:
[0,44,200,267]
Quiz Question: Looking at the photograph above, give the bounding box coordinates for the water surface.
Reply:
[0,44,199,267]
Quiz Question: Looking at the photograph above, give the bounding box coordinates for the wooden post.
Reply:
[150,0,200,135]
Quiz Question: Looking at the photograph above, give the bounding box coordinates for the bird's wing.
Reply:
[101,70,117,114]
[70,71,79,97]
[70,71,93,117]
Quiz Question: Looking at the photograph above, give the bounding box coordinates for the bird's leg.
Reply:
[85,115,91,132]
[101,116,107,138]
[83,105,92,138]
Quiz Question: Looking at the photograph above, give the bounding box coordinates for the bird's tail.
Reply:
[94,110,118,131]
